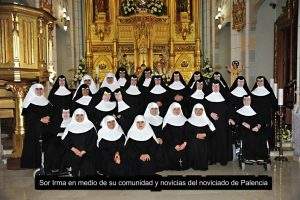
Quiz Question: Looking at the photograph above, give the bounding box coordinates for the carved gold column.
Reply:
[194,0,201,69]
[12,12,21,82]
[169,0,175,69]
[6,83,28,158]
[84,0,93,73]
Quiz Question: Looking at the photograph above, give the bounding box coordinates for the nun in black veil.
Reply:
[209,72,230,94]
[229,76,251,112]
[123,75,144,114]
[115,67,129,88]
[138,67,152,94]
[251,76,278,149]
[71,84,93,116]
[187,71,204,89]
[187,77,208,114]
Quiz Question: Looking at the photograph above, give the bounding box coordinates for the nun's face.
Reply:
[212,83,220,92]
[150,107,159,116]
[107,120,116,129]
[136,121,145,130]
[154,78,161,85]
[131,78,137,86]
[119,71,126,78]
[214,74,221,80]
[114,92,123,101]
[196,81,203,90]
[62,110,70,120]
[107,77,114,84]
[237,79,245,87]
[243,96,251,106]
[194,74,201,81]
[172,107,181,116]
[84,79,91,86]
[195,108,204,116]
[59,78,65,86]
[257,78,264,87]
[35,87,44,96]
[75,114,84,123]
[145,71,151,78]
[102,92,111,101]
[82,88,90,96]
[174,73,180,81]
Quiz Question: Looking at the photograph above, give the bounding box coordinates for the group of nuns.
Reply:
[20,67,277,176]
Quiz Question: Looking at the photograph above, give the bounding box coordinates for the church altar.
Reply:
[84,0,202,80]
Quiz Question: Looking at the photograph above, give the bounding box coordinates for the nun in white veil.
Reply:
[61,108,97,176]
[100,73,120,92]
[72,74,98,99]
[96,115,127,176]
[186,104,215,171]
[144,102,163,139]
[20,83,54,169]
[125,115,159,175]
[161,102,189,170]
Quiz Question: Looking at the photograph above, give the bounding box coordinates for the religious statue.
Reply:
[153,54,168,75]
[93,0,107,21]
[119,54,135,75]
[227,60,244,85]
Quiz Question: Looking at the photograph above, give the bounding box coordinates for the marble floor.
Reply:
[0,158,299,200]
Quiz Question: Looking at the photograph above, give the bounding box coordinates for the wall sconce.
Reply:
[215,7,224,30]
[61,8,70,31]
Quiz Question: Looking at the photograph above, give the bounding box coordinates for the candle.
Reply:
[270,78,274,90]
[278,88,284,106]
[273,83,278,98]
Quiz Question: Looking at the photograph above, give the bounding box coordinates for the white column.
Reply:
[295,1,300,112]
[244,0,251,83]
[211,0,217,66]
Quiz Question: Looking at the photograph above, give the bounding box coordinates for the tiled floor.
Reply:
[0,158,299,200]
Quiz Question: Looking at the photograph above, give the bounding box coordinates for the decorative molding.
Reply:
[232,0,246,32]
[91,45,113,53]
[174,44,195,52]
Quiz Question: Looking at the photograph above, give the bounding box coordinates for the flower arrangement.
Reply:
[121,0,137,16]
[74,59,87,83]
[281,124,292,142]
[201,58,214,79]
[147,0,167,16]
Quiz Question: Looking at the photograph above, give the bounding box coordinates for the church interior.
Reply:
[0,0,300,199]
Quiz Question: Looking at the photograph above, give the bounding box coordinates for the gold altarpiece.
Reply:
[84,0,202,80]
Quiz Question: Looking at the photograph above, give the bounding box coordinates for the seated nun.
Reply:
[186,104,216,171]
[125,115,159,175]
[161,102,189,170]
[61,108,97,177]
[96,115,127,176]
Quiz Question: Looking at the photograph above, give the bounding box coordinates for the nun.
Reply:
[113,89,136,133]
[48,75,72,117]
[96,115,127,176]
[45,108,71,173]
[20,83,54,169]
[73,74,98,99]
[188,78,207,113]
[251,76,278,149]
[90,88,116,129]
[115,67,129,88]
[123,75,144,114]
[229,76,251,111]
[234,95,268,162]
[148,75,169,116]
[61,108,97,176]
[125,115,159,175]
[100,73,120,92]
[71,84,93,115]
[210,72,229,93]
[144,102,163,138]
[167,71,188,114]
[186,104,215,171]
[205,80,231,165]
[161,102,189,170]
[187,71,203,89]
[138,67,152,93]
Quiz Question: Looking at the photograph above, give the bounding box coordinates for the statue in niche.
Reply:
[227,60,244,85]
[153,54,168,75]
[176,0,192,21]
[93,0,108,21]
[119,53,135,75]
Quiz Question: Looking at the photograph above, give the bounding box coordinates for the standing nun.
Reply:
[187,71,203,89]
[48,75,72,117]
[113,88,136,133]
[21,83,53,169]
[100,73,120,92]
[205,80,231,165]
[229,76,251,112]
[210,72,229,93]
[167,71,188,115]
[73,74,98,99]
[186,104,215,171]
[161,102,189,170]
[125,115,159,175]
[96,115,127,176]
[148,75,169,116]
[61,108,97,176]
[188,78,208,113]
[251,76,277,149]
[71,84,93,115]
[123,75,144,114]
[138,67,152,93]
[90,88,116,129]
[115,67,129,88]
